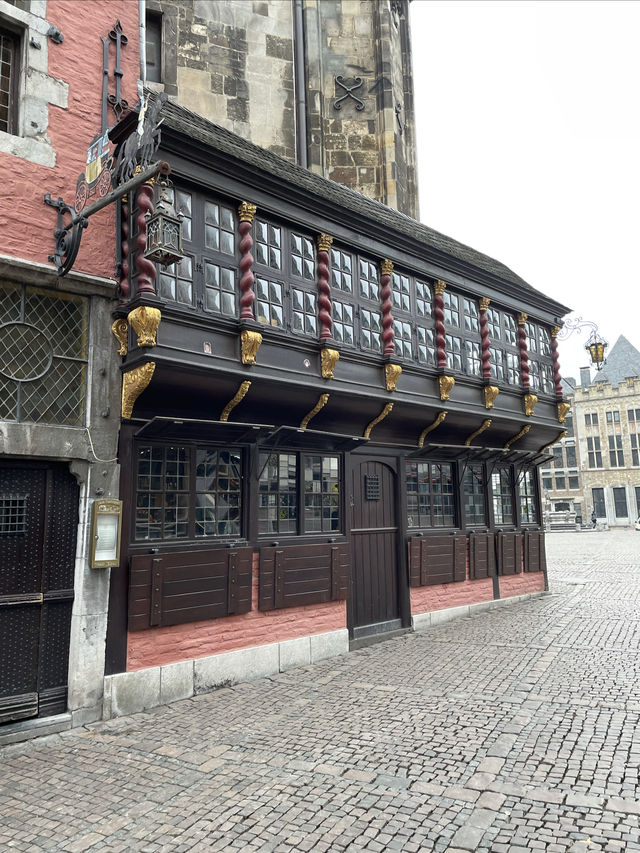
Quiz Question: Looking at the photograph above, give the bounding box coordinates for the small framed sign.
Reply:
[90,499,123,568]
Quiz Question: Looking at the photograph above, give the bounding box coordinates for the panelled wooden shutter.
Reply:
[524,530,546,572]
[408,534,466,587]
[128,547,253,630]
[469,532,495,579]
[258,542,349,611]
[496,532,522,576]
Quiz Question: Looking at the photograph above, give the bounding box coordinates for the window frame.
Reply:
[406,460,456,529]
[0,22,20,136]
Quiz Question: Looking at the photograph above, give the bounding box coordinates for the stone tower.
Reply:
[145,0,418,217]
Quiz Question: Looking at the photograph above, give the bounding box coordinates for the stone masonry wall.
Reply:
[127,552,347,670]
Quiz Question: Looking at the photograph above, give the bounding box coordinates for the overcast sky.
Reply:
[410,0,640,382]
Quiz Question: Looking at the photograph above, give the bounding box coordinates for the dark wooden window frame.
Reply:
[0,23,20,136]
[258,449,343,538]
[406,460,456,529]
[487,307,520,387]
[444,291,482,378]
[462,462,487,527]
[145,11,163,84]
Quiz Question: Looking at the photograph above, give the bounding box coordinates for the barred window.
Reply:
[0,282,88,426]
[0,495,27,535]
[406,461,455,528]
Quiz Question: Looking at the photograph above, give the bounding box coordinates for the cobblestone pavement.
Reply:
[2,531,640,852]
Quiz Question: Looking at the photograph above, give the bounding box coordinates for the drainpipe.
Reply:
[139,0,146,95]
[293,0,308,168]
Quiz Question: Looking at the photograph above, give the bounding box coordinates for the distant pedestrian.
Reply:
[590,510,597,528]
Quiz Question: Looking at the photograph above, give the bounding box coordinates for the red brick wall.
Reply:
[410,575,494,616]
[1,1,139,279]
[127,552,346,670]
[499,572,545,598]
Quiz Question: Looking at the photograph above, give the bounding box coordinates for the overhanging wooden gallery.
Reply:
[104,97,571,696]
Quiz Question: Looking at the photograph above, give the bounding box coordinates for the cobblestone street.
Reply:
[1,531,640,852]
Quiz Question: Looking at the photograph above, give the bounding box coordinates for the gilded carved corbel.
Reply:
[385,363,402,392]
[300,394,329,430]
[111,319,128,356]
[241,329,262,365]
[539,431,567,452]
[464,418,492,446]
[484,385,499,409]
[121,362,156,419]
[418,411,447,448]
[557,401,571,423]
[128,305,161,348]
[364,402,393,439]
[220,380,251,422]
[321,347,340,379]
[438,375,455,401]
[524,393,538,417]
[504,424,531,450]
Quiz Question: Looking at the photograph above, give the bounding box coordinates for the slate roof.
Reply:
[157,96,568,310]
[591,335,640,387]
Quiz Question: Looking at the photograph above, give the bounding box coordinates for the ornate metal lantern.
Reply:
[585,329,608,370]
[145,179,184,266]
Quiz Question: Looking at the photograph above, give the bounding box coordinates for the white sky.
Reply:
[410,0,640,382]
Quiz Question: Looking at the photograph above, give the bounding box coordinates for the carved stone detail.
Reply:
[484,385,500,409]
[122,362,156,419]
[465,418,492,447]
[438,374,455,401]
[128,305,161,347]
[300,394,330,430]
[418,411,447,448]
[364,403,393,439]
[111,319,128,356]
[385,363,402,392]
[321,347,340,379]
[220,381,251,422]
[524,393,538,417]
[557,401,571,423]
[241,329,262,365]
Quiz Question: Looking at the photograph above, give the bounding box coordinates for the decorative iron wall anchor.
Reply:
[334,76,365,111]
[106,20,129,123]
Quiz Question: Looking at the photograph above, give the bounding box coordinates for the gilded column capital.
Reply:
[381,259,394,276]
[551,325,561,338]
[317,233,334,252]
[238,201,257,223]
[479,297,491,310]
[434,279,447,295]
[128,305,161,348]
[122,362,156,419]
[517,312,528,325]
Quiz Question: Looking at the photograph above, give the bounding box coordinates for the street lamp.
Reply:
[144,178,185,266]
[557,317,608,370]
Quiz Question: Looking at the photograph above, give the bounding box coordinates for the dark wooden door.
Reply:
[349,458,400,635]
[0,463,78,724]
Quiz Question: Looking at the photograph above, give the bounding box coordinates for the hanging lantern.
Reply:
[145,179,184,266]
[585,329,608,370]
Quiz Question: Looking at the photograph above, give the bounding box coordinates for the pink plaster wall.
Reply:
[1,1,139,279]
[499,572,545,597]
[127,553,347,670]
[410,576,494,616]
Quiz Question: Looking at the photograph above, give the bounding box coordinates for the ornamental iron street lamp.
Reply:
[557,317,608,371]
[144,178,185,267]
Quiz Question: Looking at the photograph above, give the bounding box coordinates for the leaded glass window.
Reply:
[445,334,463,371]
[258,452,297,534]
[292,287,317,336]
[303,455,340,533]
[136,445,190,540]
[392,272,411,312]
[254,219,281,269]
[359,259,379,302]
[195,448,241,536]
[406,461,455,528]
[417,326,435,366]
[463,464,485,525]
[394,319,412,359]
[332,299,354,346]
[491,469,513,525]
[290,233,315,281]
[360,308,382,352]
[518,469,538,524]
[330,247,352,293]
[256,276,284,328]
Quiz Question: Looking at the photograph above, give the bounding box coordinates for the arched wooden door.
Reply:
[348,458,401,637]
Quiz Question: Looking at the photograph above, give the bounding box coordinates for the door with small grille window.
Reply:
[0,463,78,724]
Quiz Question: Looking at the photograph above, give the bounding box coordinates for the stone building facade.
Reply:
[541,336,640,528]
[144,0,418,217]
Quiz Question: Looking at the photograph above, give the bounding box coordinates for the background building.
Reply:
[540,336,640,528]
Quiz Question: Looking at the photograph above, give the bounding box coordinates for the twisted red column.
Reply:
[118,196,130,303]
[381,259,395,356]
[518,313,530,389]
[136,183,157,296]
[479,298,491,380]
[551,326,563,399]
[239,219,255,321]
[317,234,333,340]
[434,281,447,369]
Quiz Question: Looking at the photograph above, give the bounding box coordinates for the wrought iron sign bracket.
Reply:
[334,76,365,111]
[44,160,170,277]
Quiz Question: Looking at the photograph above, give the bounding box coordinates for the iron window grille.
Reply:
[0,281,88,426]
[406,461,455,528]
[135,443,242,541]
[258,451,341,535]
[0,494,27,535]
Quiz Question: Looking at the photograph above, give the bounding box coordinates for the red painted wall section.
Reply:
[410,576,493,616]
[127,552,347,671]
[499,572,545,598]
[0,1,139,279]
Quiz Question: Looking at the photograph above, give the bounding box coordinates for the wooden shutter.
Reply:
[128,547,253,630]
[408,534,466,587]
[524,530,546,572]
[258,542,349,611]
[496,532,522,576]
[469,532,495,580]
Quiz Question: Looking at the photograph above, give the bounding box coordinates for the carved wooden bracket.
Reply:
[122,362,156,419]
[128,305,161,348]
